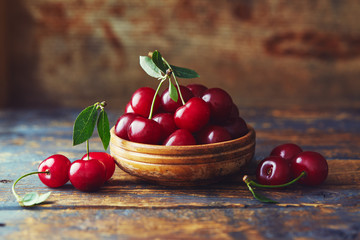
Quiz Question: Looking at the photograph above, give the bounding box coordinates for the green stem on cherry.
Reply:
[148,78,167,120]
[12,171,51,207]
[243,171,307,203]
[86,139,90,160]
[162,58,186,105]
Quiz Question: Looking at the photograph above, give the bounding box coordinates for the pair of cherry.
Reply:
[256,143,329,186]
[116,84,248,145]
[38,152,115,192]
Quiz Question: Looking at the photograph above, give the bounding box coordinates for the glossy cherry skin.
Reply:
[38,154,71,188]
[131,87,161,117]
[222,117,248,139]
[202,88,233,123]
[197,125,232,144]
[186,84,208,98]
[290,151,328,186]
[160,85,194,113]
[163,129,196,146]
[174,97,210,133]
[114,113,139,140]
[69,159,106,192]
[270,143,303,162]
[81,152,116,182]
[128,116,163,144]
[256,156,292,185]
[153,113,178,141]
[124,101,135,113]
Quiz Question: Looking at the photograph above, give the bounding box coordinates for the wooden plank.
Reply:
[0,107,359,239]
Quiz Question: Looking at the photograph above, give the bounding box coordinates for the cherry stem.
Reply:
[12,170,49,202]
[148,78,166,120]
[243,171,307,189]
[162,58,186,105]
[86,139,90,160]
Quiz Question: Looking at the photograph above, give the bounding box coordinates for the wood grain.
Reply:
[0,106,359,239]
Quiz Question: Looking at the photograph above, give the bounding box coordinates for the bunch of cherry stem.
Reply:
[148,52,185,120]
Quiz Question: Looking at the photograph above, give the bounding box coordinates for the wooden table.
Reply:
[0,106,359,239]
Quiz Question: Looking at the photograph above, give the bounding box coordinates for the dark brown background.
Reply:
[1,0,360,109]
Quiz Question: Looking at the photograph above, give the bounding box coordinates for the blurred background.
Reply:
[1,0,360,110]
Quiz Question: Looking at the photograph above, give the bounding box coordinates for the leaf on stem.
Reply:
[170,65,200,79]
[139,56,163,78]
[246,183,278,204]
[21,191,52,207]
[97,109,110,150]
[73,105,98,146]
[169,81,178,102]
[152,50,168,73]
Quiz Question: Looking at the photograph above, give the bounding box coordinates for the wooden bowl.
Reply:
[109,125,256,186]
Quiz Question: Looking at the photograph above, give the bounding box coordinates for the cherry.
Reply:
[114,113,139,140]
[153,113,178,141]
[229,103,240,120]
[128,116,163,144]
[131,87,161,117]
[186,84,208,98]
[174,97,210,133]
[38,154,71,188]
[202,88,233,123]
[256,156,292,186]
[270,143,303,162]
[163,129,196,146]
[222,117,248,139]
[81,152,116,182]
[197,125,232,144]
[69,159,106,192]
[124,101,135,113]
[290,151,328,186]
[160,85,194,113]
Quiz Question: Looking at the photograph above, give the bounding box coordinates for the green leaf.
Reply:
[169,81,178,102]
[139,56,163,78]
[170,65,200,78]
[97,109,110,150]
[73,105,98,146]
[152,50,168,73]
[246,183,278,204]
[21,191,51,206]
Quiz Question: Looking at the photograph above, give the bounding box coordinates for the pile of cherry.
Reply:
[38,152,116,192]
[256,143,328,186]
[114,84,249,145]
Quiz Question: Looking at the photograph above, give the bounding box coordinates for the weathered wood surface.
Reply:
[0,106,359,239]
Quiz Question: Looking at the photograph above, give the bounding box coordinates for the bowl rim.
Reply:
[110,124,255,151]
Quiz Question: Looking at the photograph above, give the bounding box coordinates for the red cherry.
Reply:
[153,113,178,141]
[174,97,210,133]
[128,116,163,144]
[290,151,328,186]
[256,156,292,185]
[186,84,208,98]
[163,129,196,146]
[69,159,106,192]
[81,152,116,182]
[124,101,135,113]
[222,117,248,139]
[229,103,240,120]
[202,88,233,123]
[197,125,232,144]
[131,87,161,117]
[270,143,303,162]
[38,154,71,188]
[114,113,139,140]
[160,85,194,113]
